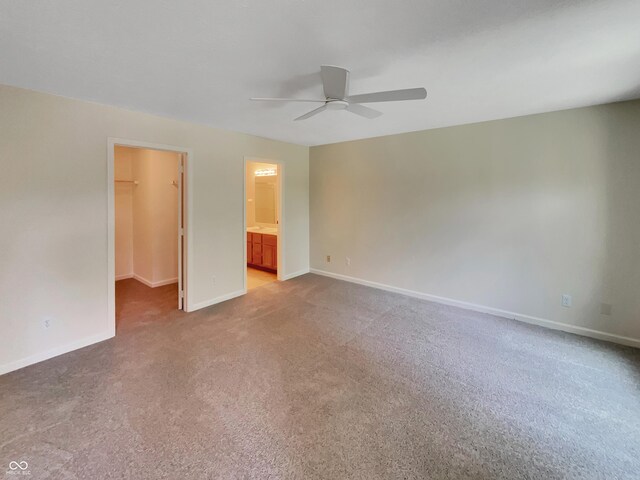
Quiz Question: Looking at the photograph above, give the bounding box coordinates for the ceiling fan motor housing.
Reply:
[326,100,349,110]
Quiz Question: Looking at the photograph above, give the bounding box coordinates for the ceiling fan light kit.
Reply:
[251,65,427,121]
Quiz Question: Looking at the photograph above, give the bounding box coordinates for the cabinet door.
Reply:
[250,233,262,265]
[252,243,263,265]
[247,241,252,264]
[263,244,274,269]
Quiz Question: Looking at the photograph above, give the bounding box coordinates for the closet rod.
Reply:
[115,180,139,184]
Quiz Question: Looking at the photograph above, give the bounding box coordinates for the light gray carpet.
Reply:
[1,274,639,479]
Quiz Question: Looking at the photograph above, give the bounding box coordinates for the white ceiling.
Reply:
[1,0,639,146]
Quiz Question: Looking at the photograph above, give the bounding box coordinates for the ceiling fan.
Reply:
[251,65,427,121]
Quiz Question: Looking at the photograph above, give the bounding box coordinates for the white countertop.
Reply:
[247,226,278,236]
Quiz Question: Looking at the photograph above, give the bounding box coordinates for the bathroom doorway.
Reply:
[244,159,282,290]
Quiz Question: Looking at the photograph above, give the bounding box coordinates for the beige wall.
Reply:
[310,100,640,345]
[0,84,309,374]
[130,148,180,285]
[114,147,134,278]
[115,147,180,285]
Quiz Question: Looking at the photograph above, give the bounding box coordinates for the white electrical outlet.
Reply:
[43,317,52,329]
[212,276,216,285]
[326,255,331,263]
[345,257,351,266]
[561,294,572,308]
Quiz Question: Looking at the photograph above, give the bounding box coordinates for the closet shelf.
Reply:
[115,180,139,185]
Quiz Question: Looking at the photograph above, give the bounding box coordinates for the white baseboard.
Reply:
[115,273,133,281]
[0,330,114,376]
[188,289,246,312]
[281,268,310,281]
[189,268,310,311]
[310,269,640,349]
[133,274,178,288]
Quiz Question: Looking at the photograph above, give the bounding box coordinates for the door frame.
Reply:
[243,157,284,291]
[107,138,194,336]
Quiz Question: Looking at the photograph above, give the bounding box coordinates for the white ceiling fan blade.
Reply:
[320,65,349,99]
[294,104,328,121]
[251,97,327,103]
[347,87,427,103]
[346,103,382,119]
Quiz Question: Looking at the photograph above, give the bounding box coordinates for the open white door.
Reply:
[178,153,185,310]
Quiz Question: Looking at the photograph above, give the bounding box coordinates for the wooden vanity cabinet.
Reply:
[247,232,277,272]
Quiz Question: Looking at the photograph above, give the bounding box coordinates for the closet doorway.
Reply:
[108,139,190,334]
[244,158,283,290]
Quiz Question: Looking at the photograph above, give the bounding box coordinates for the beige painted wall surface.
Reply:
[0,84,309,373]
[116,146,179,284]
[114,147,134,278]
[310,100,640,342]
[130,148,154,283]
[130,148,180,285]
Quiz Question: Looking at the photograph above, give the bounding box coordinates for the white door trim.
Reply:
[107,138,194,337]
[243,157,285,292]
[177,153,185,310]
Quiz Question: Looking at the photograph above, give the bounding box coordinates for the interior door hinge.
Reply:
[180,227,184,236]
[179,290,184,299]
